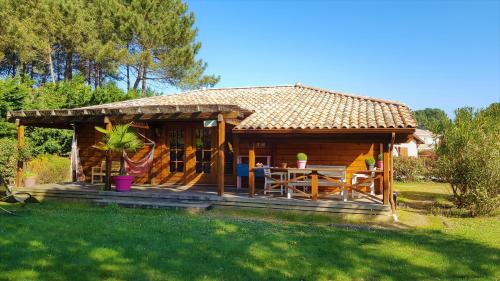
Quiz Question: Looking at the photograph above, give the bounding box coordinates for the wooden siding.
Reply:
[76,121,231,186]
[238,138,382,193]
[77,122,384,194]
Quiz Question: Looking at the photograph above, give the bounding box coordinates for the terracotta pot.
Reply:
[114,175,134,192]
[297,160,307,169]
[377,160,383,169]
[24,177,36,188]
[280,162,287,168]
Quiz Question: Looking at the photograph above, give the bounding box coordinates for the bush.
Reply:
[436,104,500,216]
[0,138,18,185]
[394,157,426,182]
[27,155,71,184]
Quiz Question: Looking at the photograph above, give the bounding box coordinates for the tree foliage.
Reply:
[436,103,500,216]
[0,0,219,94]
[0,75,150,155]
[414,108,450,134]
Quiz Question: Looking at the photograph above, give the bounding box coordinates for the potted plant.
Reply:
[377,153,383,169]
[296,152,308,169]
[365,156,376,170]
[23,171,37,188]
[94,124,143,192]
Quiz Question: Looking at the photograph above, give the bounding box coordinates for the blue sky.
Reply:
[161,0,500,116]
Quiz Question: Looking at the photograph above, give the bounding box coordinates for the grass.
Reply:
[1,182,499,281]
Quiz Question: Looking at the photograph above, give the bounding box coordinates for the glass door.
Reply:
[168,128,185,173]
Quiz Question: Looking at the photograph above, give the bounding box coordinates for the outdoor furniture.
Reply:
[268,166,347,200]
[91,161,120,184]
[350,170,384,204]
[307,165,348,201]
[351,172,376,198]
[236,155,272,189]
[286,168,310,192]
[263,167,286,195]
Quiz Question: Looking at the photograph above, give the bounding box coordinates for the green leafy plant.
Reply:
[27,154,70,184]
[23,171,37,178]
[378,153,383,161]
[436,104,499,216]
[296,153,307,161]
[365,156,376,166]
[0,138,18,185]
[94,123,143,175]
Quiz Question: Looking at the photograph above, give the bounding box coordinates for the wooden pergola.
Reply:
[7,104,253,194]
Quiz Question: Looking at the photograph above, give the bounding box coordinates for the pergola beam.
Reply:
[6,104,252,128]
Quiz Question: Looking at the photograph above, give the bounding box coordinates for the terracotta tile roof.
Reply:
[81,84,417,130]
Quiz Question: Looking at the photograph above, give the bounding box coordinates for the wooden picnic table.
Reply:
[261,167,384,202]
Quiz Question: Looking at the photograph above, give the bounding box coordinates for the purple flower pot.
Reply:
[114,175,134,192]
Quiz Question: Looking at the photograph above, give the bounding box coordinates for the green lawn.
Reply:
[1,183,499,281]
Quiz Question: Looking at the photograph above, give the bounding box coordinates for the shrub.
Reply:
[0,138,18,185]
[27,155,71,184]
[436,104,500,216]
[394,157,426,182]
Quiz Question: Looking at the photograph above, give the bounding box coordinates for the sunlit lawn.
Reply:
[0,182,499,281]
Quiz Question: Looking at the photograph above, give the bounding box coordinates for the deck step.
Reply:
[92,198,212,213]
[213,201,390,215]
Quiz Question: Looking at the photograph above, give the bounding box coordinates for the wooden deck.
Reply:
[17,183,391,215]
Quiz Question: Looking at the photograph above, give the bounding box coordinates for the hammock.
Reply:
[123,132,156,176]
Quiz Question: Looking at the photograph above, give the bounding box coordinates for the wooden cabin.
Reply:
[7,84,417,207]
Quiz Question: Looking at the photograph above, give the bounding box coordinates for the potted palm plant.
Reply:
[94,124,143,192]
[365,156,376,170]
[296,152,308,169]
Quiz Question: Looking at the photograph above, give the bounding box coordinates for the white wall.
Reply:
[394,140,418,157]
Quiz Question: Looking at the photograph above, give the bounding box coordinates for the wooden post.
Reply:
[382,144,390,205]
[311,170,318,201]
[104,117,112,191]
[15,119,24,187]
[389,132,396,213]
[378,143,383,194]
[217,114,225,196]
[248,141,255,197]
[233,134,239,185]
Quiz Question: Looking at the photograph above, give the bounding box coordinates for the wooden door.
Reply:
[167,127,186,184]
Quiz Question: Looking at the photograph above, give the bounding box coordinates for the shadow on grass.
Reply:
[0,202,498,280]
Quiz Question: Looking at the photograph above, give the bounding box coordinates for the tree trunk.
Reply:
[132,64,142,90]
[64,51,73,80]
[126,64,130,90]
[56,51,61,81]
[47,45,56,83]
[85,59,91,85]
[21,63,27,81]
[94,63,99,88]
[47,45,55,83]
[141,66,147,97]
[120,153,126,175]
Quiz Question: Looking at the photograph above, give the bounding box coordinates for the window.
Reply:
[169,129,184,172]
[195,128,211,173]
